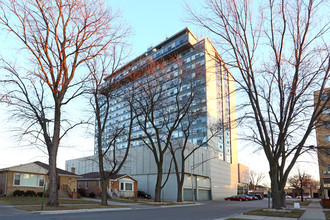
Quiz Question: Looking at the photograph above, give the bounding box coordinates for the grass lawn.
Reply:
[15,204,127,211]
[244,208,305,218]
[0,197,100,205]
[286,201,311,206]
[324,210,330,220]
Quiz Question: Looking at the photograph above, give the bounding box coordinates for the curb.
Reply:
[32,203,202,215]
[158,203,202,208]
[34,207,132,215]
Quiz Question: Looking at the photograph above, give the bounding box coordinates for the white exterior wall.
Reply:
[66,145,213,201]
[204,39,238,200]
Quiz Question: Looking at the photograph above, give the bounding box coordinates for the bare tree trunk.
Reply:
[101,178,108,205]
[270,180,282,209]
[98,142,108,205]
[281,190,286,208]
[46,102,61,206]
[47,148,59,206]
[269,165,286,209]
[177,181,184,202]
[154,166,163,202]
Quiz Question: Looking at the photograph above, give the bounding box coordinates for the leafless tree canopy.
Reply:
[0,0,129,206]
[287,169,312,201]
[186,0,329,208]
[249,170,266,191]
[86,43,133,205]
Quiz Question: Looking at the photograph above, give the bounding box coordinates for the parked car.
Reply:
[297,195,311,199]
[246,194,258,200]
[254,194,264,200]
[241,195,253,201]
[286,195,292,199]
[138,191,151,199]
[225,195,251,201]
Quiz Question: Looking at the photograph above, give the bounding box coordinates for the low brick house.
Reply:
[77,172,138,198]
[0,161,79,197]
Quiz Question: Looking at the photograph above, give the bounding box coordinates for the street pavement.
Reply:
[0,198,326,220]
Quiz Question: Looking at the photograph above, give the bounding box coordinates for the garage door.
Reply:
[183,189,193,201]
[198,189,211,200]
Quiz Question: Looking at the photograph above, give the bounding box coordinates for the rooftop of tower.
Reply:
[104,27,198,82]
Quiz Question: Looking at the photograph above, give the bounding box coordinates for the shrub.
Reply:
[24,190,37,197]
[89,192,96,198]
[77,188,86,197]
[36,192,44,197]
[13,190,24,197]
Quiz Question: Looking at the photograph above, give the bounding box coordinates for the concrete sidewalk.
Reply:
[33,197,201,215]
[219,199,325,220]
[299,199,325,220]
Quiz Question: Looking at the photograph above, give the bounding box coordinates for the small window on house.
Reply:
[125,183,133,191]
[39,177,44,187]
[14,174,20,185]
[85,181,88,189]
[326,149,330,156]
[78,182,81,189]
[120,182,124,191]
[325,135,330,142]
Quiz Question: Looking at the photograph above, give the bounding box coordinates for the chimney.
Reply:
[71,167,75,174]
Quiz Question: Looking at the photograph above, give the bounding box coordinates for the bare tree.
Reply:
[166,60,220,202]
[86,42,135,205]
[288,169,312,202]
[249,170,266,191]
[308,179,319,199]
[131,55,199,202]
[0,0,127,206]
[186,0,329,208]
[169,124,219,202]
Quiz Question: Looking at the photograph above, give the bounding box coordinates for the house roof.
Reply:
[79,172,138,182]
[0,161,79,177]
[33,161,79,177]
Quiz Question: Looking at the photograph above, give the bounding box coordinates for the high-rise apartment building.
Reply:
[315,88,330,198]
[66,28,238,201]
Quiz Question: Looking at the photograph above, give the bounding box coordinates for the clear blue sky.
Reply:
[110,0,201,57]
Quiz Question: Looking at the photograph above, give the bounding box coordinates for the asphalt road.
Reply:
[0,199,270,220]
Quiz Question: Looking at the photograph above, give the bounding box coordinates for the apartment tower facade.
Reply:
[66,28,238,201]
[315,88,330,199]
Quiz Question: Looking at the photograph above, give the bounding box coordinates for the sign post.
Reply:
[41,183,47,210]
